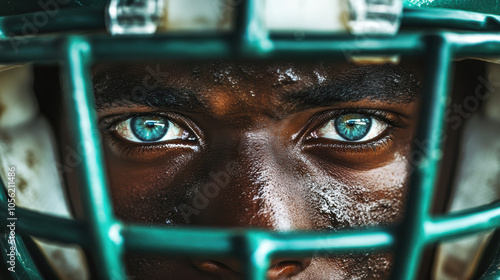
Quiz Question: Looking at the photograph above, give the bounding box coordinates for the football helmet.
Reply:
[0,0,499,279]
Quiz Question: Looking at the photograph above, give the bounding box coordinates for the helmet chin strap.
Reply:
[0,65,89,280]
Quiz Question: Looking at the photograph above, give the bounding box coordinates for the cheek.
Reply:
[308,157,409,229]
[104,150,200,224]
[308,252,393,280]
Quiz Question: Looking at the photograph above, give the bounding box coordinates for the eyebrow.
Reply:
[94,87,205,111]
[92,64,420,112]
[282,65,420,113]
[92,72,205,111]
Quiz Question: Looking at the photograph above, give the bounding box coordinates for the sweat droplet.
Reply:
[274,67,301,86]
[314,70,326,84]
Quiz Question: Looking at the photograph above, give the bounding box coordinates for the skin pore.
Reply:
[87,60,421,279]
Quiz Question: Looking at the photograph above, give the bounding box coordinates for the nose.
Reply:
[188,135,313,278]
[192,257,312,279]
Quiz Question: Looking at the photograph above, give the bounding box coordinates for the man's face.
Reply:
[90,60,421,279]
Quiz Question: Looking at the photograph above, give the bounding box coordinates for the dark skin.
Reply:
[85,60,421,279]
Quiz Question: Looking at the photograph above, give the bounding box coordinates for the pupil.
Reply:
[131,116,169,142]
[334,114,371,141]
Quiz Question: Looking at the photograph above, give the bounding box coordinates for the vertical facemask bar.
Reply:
[60,36,125,280]
[234,0,272,55]
[391,35,452,280]
[241,233,271,280]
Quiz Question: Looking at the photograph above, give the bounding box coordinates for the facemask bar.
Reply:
[0,1,500,280]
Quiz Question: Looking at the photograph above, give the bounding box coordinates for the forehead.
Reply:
[93,60,419,90]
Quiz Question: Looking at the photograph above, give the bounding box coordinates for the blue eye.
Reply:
[314,113,388,142]
[334,114,372,141]
[114,115,193,143]
[131,116,168,142]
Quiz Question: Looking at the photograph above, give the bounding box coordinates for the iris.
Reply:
[334,114,372,141]
[130,116,169,142]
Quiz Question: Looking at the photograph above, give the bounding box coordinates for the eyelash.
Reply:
[315,108,405,127]
[100,112,199,156]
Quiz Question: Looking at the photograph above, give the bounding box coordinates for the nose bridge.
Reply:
[192,130,309,230]
[236,131,302,229]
